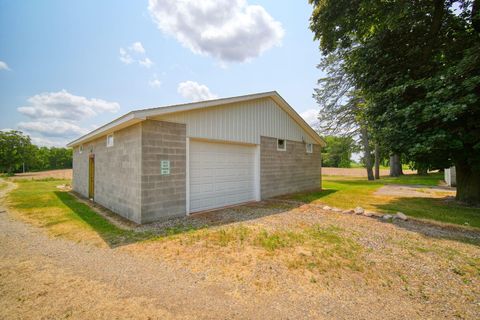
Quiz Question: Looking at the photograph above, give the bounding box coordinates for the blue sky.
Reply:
[0,0,324,147]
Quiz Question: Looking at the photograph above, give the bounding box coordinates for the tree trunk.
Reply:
[389,154,403,177]
[361,127,374,181]
[417,163,428,176]
[389,155,397,177]
[374,143,380,180]
[455,162,480,204]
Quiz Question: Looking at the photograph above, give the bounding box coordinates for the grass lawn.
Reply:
[287,173,480,228]
[7,179,152,247]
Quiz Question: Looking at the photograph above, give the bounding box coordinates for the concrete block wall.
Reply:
[140,120,187,223]
[73,124,321,223]
[72,124,143,223]
[260,136,321,199]
[72,146,89,197]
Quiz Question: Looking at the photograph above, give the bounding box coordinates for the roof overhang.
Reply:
[67,91,326,148]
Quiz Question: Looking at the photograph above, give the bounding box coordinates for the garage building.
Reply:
[67,91,325,224]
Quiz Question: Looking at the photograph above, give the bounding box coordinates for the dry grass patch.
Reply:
[134,223,365,278]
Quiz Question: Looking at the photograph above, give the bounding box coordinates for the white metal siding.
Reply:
[189,140,256,213]
[153,97,316,145]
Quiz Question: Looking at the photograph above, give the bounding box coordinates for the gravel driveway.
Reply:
[1,179,479,319]
[0,204,289,319]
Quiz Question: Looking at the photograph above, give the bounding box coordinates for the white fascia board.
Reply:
[135,91,276,119]
[66,112,144,147]
[270,93,326,147]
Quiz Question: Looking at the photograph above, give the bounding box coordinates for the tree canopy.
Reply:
[309,0,480,203]
[321,135,357,167]
[0,130,72,174]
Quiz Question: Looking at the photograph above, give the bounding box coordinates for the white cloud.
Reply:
[129,41,145,54]
[18,120,89,137]
[18,90,119,120]
[148,0,284,62]
[119,41,153,67]
[0,60,10,71]
[300,108,319,127]
[177,81,218,101]
[119,48,133,64]
[29,136,67,148]
[16,90,120,146]
[139,57,153,68]
[149,74,162,88]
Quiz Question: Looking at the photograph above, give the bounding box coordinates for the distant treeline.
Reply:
[0,130,72,174]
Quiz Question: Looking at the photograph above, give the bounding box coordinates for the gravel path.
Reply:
[0,180,275,319]
[0,203,282,319]
[1,178,479,319]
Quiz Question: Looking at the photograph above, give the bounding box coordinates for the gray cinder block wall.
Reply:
[72,146,89,198]
[72,123,143,223]
[141,120,186,223]
[260,136,321,199]
[73,128,321,223]
[72,120,186,224]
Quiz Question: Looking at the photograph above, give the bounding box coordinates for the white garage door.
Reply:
[189,140,257,213]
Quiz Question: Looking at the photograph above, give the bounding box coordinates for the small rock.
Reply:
[395,212,408,221]
[354,207,364,215]
[342,209,354,214]
[382,214,393,220]
[297,248,312,257]
[322,206,332,211]
[363,211,373,217]
[332,208,342,212]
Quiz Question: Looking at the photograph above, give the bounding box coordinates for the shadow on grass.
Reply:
[375,196,480,246]
[54,191,155,248]
[277,188,338,203]
[54,191,305,248]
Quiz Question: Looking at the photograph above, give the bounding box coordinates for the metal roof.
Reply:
[67,91,325,147]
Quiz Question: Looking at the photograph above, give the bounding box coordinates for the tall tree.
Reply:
[322,135,357,167]
[0,130,73,173]
[309,0,480,203]
[313,52,376,180]
[0,131,34,174]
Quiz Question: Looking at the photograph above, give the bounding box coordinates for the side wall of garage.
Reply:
[140,120,187,223]
[72,124,143,223]
[260,136,321,199]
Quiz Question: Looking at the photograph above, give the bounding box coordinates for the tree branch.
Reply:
[473,0,480,33]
